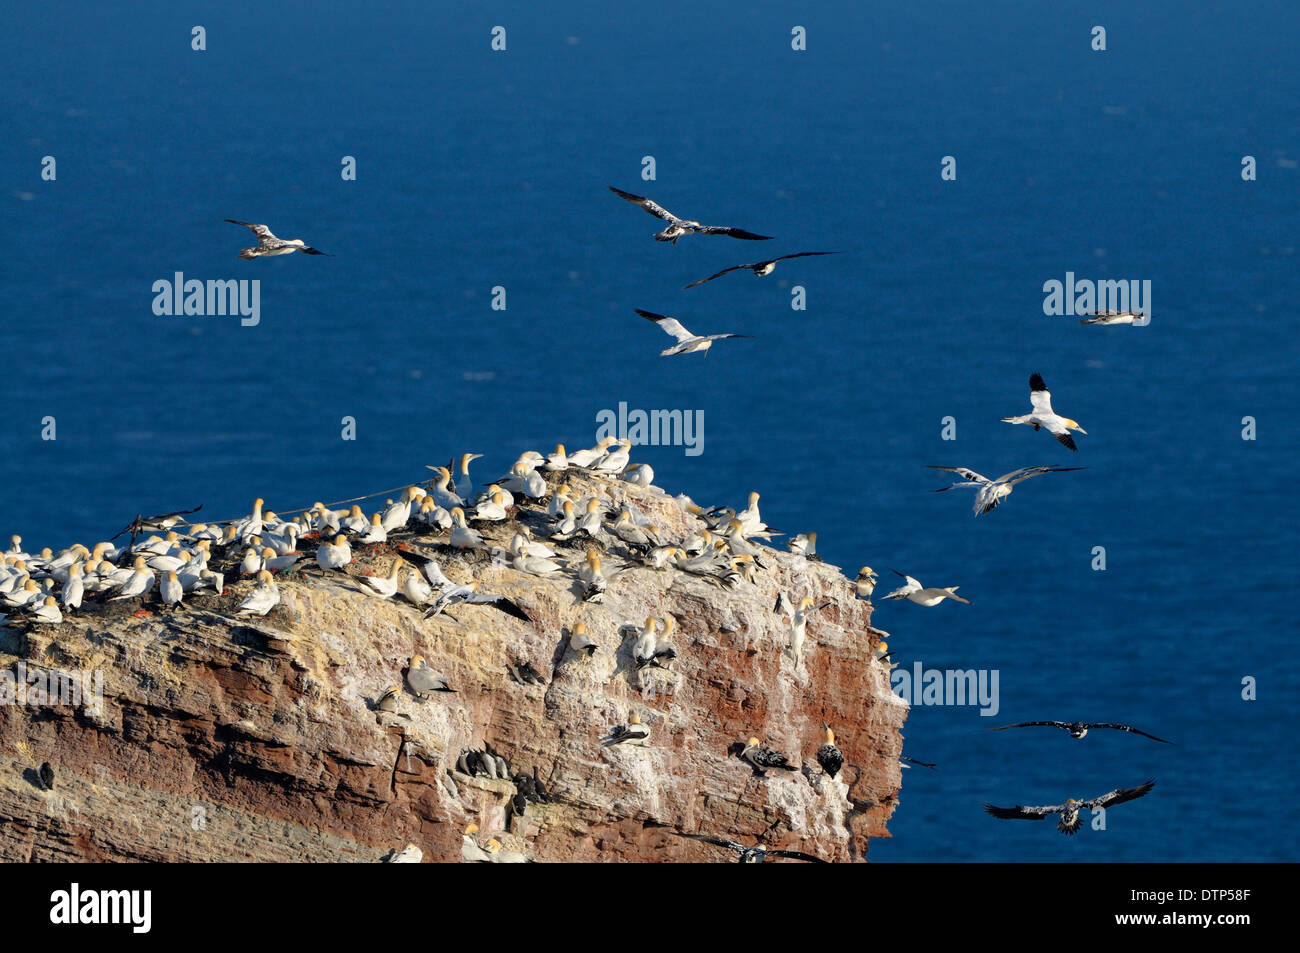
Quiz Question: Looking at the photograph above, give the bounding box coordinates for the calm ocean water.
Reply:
[2,0,1296,860]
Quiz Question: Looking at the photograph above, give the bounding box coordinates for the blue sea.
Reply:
[2,1,1296,861]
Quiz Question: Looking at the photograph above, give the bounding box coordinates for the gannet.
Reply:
[473,491,509,523]
[631,617,674,669]
[636,309,750,356]
[372,685,402,714]
[451,452,485,503]
[60,563,84,610]
[575,499,605,537]
[4,579,41,610]
[262,547,301,574]
[817,723,844,780]
[160,571,184,606]
[787,531,818,558]
[776,593,830,667]
[232,498,265,541]
[987,721,1173,744]
[315,534,352,570]
[358,560,402,599]
[568,621,598,656]
[383,844,423,863]
[683,251,838,288]
[591,438,633,474]
[578,551,609,602]
[550,500,579,537]
[611,508,658,552]
[225,220,331,259]
[423,582,530,621]
[109,556,155,601]
[621,462,655,488]
[239,546,264,575]
[31,596,63,624]
[984,779,1156,836]
[381,488,417,532]
[609,185,773,243]
[900,756,937,770]
[448,508,484,550]
[545,444,569,472]
[339,505,370,535]
[740,737,797,776]
[236,570,280,616]
[406,655,456,696]
[927,464,1086,516]
[1001,374,1087,451]
[358,512,388,545]
[484,839,532,863]
[568,437,616,469]
[671,832,826,864]
[1080,310,1142,325]
[547,485,574,518]
[855,567,878,601]
[425,467,466,511]
[461,825,491,863]
[882,570,971,606]
[606,712,650,747]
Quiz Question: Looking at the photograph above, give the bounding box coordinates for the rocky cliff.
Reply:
[0,466,903,862]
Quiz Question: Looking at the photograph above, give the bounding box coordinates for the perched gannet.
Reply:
[611,508,659,552]
[407,655,456,696]
[984,779,1156,836]
[591,438,632,474]
[544,444,569,472]
[448,508,484,550]
[473,491,509,523]
[550,500,579,537]
[485,839,532,864]
[1080,309,1143,325]
[225,219,331,259]
[461,824,491,863]
[358,512,388,545]
[567,436,616,469]
[396,548,454,591]
[60,563,84,610]
[568,621,598,656]
[383,844,423,863]
[31,596,63,624]
[787,532,818,558]
[855,567,878,602]
[423,582,530,621]
[236,570,280,616]
[817,723,844,780]
[239,546,264,575]
[740,737,796,776]
[262,547,301,574]
[511,547,561,576]
[987,721,1173,744]
[109,556,155,601]
[636,309,750,356]
[339,505,370,535]
[232,498,266,541]
[372,685,402,714]
[775,593,830,667]
[671,832,826,864]
[1001,374,1087,451]
[621,462,655,488]
[630,617,668,669]
[578,550,610,602]
[358,560,402,599]
[609,186,773,243]
[159,571,184,607]
[315,534,352,570]
[574,499,605,538]
[882,570,971,607]
[381,488,417,533]
[927,463,1086,517]
[606,712,650,747]
[425,467,466,511]
[683,251,838,289]
[451,453,485,503]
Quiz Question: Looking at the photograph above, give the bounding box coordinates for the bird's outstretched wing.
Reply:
[671,831,745,852]
[926,465,991,486]
[636,309,696,342]
[466,592,531,621]
[609,186,682,224]
[1091,724,1174,744]
[984,802,1063,820]
[986,721,1070,733]
[691,225,773,240]
[765,848,829,863]
[683,264,748,289]
[899,756,937,769]
[225,219,276,241]
[1084,779,1156,811]
[997,464,1086,485]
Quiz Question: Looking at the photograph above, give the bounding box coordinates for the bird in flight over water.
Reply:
[683,251,838,288]
[225,220,332,259]
[609,186,772,243]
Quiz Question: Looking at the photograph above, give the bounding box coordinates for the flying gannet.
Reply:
[636,309,749,356]
[882,570,971,607]
[683,251,838,288]
[609,186,773,243]
[984,779,1156,836]
[926,464,1086,516]
[671,831,827,863]
[1080,310,1143,325]
[1001,374,1087,451]
[987,721,1173,743]
[423,582,530,622]
[225,220,332,259]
